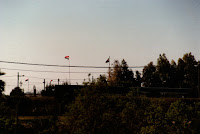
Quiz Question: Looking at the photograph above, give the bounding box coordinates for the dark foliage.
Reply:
[0,71,5,95]
[10,87,25,97]
[142,52,199,88]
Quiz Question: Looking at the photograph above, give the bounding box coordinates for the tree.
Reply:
[108,60,121,85]
[156,53,170,87]
[0,71,5,95]
[121,59,135,85]
[135,71,142,87]
[168,60,178,87]
[41,84,55,96]
[142,52,199,89]
[10,87,24,96]
[182,52,198,88]
[109,59,135,86]
[166,100,193,133]
[142,62,161,87]
[177,58,186,88]
[96,74,108,86]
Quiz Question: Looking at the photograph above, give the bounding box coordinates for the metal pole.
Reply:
[109,56,111,79]
[28,79,29,93]
[198,62,200,98]
[17,72,19,87]
[69,59,70,84]
[44,79,45,91]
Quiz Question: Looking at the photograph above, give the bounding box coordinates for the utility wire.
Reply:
[0,75,17,77]
[0,74,87,81]
[0,60,144,68]
[0,67,142,74]
[0,67,107,74]
[21,76,84,81]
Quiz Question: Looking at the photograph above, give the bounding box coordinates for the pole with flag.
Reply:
[25,78,29,93]
[65,56,70,84]
[105,56,111,79]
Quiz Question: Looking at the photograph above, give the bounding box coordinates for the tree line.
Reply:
[0,52,198,96]
[0,52,199,133]
[97,52,199,89]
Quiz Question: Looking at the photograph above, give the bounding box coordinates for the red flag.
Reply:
[65,56,69,60]
[25,78,29,82]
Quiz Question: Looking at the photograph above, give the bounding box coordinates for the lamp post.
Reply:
[17,72,24,87]
[65,56,70,84]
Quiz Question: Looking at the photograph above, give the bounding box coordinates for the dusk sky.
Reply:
[1,0,200,94]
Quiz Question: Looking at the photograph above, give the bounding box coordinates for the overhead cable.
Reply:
[0,67,107,74]
[0,60,144,68]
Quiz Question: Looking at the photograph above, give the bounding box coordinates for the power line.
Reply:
[0,74,88,81]
[0,75,17,77]
[21,76,84,81]
[0,67,107,74]
[0,67,143,74]
[0,60,144,68]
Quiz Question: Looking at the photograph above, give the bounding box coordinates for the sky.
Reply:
[1,0,200,95]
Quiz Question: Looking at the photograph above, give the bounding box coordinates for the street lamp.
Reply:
[65,56,70,84]
[17,72,24,87]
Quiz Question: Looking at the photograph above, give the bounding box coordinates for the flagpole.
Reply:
[28,78,29,93]
[109,56,111,79]
[69,59,70,84]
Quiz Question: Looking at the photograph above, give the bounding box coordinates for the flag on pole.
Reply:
[105,57,110,63]
[25,78,29,82]
[65,56,69,60]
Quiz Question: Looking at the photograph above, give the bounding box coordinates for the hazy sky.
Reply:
[1,0,200,94]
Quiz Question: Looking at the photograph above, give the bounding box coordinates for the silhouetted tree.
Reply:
[156,53,170,87]
[96,75,107,86]
[10,87,24,96]
[109,60,121,85]
[0,71,5,95]
[135,71,142,87]
[109,59,135,86]
[62,81,69,85]
[168,60,178,87]
[177,58,186,88]
[182,52,198,88]
[121,59,135,86]
[142,62,161,87]
[41,84,55,96]
[142,52,198,88]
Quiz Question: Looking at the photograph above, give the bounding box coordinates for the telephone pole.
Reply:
[17,72,19,87]
[43,79,45,91]
[17,72,24,87]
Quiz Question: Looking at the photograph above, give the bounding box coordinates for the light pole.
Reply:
[17,72,24,87]
[65,56,70,84]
